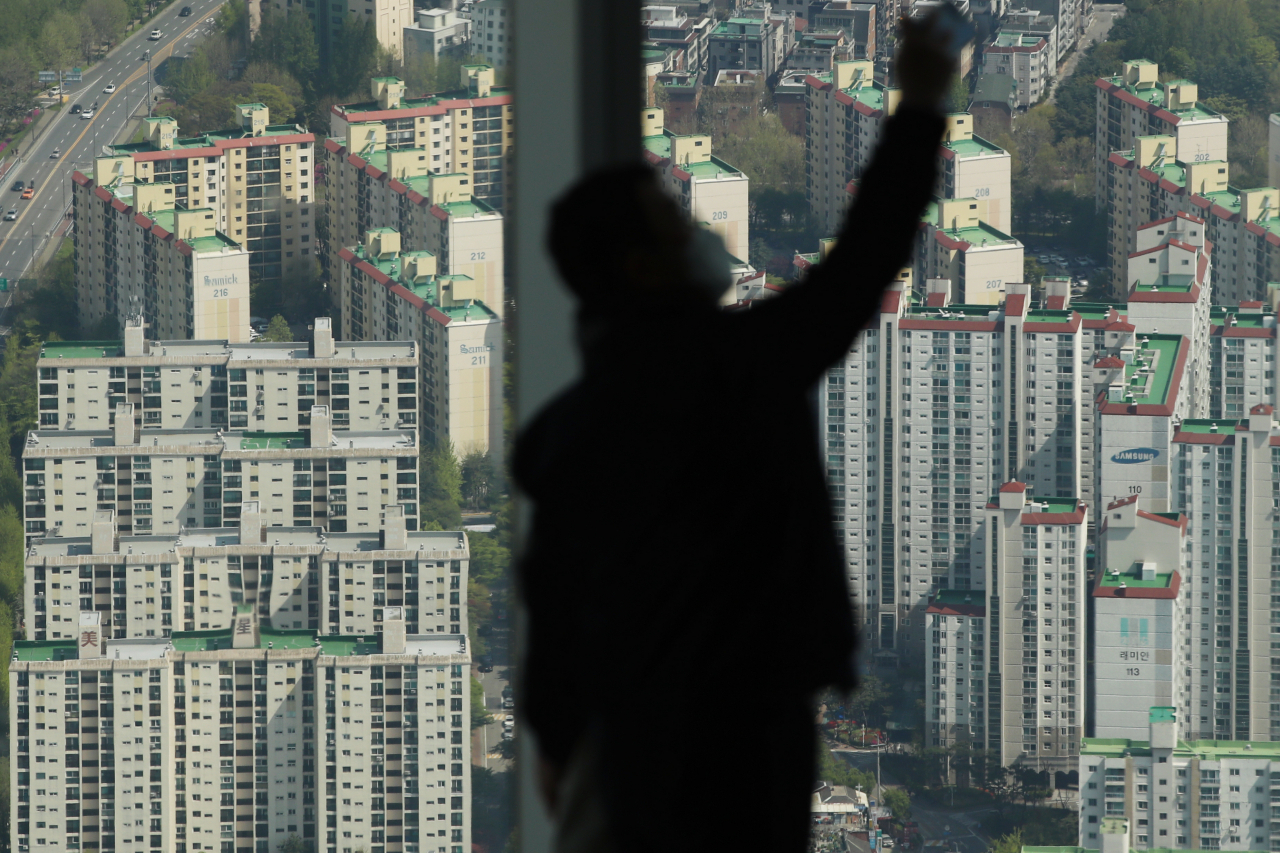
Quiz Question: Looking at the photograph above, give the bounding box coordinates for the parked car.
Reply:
[3,209,15,221]
[502,717,514,729]
[149,29,161,39]
[70,103,82,114]
[502,696,514,709]
[501,730,514,740]
[21,187,34,199]
[103,83,116,94]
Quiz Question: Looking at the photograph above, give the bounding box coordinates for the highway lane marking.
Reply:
[0,5,222,270]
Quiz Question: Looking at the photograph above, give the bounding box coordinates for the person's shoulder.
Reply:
[513,382,590,489]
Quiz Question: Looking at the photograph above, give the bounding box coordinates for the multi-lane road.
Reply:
[0,0,226,293]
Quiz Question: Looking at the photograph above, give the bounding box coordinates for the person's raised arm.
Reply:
[724,15,957,383]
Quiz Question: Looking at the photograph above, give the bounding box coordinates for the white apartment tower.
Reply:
[824,278,1081,658]
[976,483,1086,772]
[1092,494,1188,740]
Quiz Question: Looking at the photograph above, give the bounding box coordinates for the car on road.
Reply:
[103,83,116,94]
[478,654,493,672]
[502,696,514,709]
[501,729,514,740]
[4,210,15,221]
[21,188,34,200]
[80,109,94,119]
[180,5,192,14]
[11,181,23,192]
[502,717,514,729]
[70,104,82,114]
[149,29,161,39]
[50,149,60,159]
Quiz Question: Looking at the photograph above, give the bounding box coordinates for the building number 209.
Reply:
[711,210,729,220]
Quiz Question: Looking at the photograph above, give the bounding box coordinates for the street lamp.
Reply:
[141,50,153,118]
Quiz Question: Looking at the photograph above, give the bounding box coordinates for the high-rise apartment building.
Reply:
[1092,494,1188,740]
[9,606,471,853]
[1080,708,1280,851]
[337,229,502,455]
[71,175,250,342]
[823,278,1081,657]
[322,125,504,316]
[323,66,512,280]
[916,197,1024,304]
[641,107,750,263]
[1208,303,1278,420]
[25,503,461,641]
[1093,59,1228,220]
[78,105,316,292]
[22,404,418,540]
[1103,136,1280,305]
[973,483,1086,771]
[33,318,416,434]
[805,66,1011,244]
[1171,408,1280,742]
[470,0,510,68]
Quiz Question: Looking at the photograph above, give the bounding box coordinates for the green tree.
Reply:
[459,449,497,511]
[420,440,463,529]
[260,315,292,342]
[277,255,325,324]
[277,834,309,853]
[167,52,218,105]
[882,787,911,821]
[39,11,82,73]
[945,73,970,113]
[848,673,891,727]
[471,675,490,729]
[83,0,127,51]
[991,830,1024,853]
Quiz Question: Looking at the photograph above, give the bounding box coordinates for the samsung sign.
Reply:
[1112,447,1160,464]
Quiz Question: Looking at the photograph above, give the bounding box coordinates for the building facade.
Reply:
[79,105,316,290]
[337,230,502,456]
[22,404,419,541]
[34,318,416,434]
[981,32,1052,110]
[259,0,413,62]
[1080,708,1280,851]
[72,176,250,342]
[402,8,471,63]
[10,606,471,853]
[641,107,751,263]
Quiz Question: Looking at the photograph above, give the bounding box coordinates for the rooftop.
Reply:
[1025,308,1074,325]
[1082,736,1280,760]
[110,123,309,155]
[40,341,124,359]
[1096,563,1178,589]
[991,32,1043,47]
[808,69,886,111]
[1113,333,1183,407]
[938,219,1020,248]
[1101,71,1221,121]
[1177,418,1240,434]
[943,134,1007,159]
[336,84,512,118]
[1211,306,1272,328]
[641,131,744,179]
[346,242,499,323]
[13,640,81,662]
[1133,273,1195,293]
[1024,495,1082,514]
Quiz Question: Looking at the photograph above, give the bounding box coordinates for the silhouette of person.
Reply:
[515,14,957,853]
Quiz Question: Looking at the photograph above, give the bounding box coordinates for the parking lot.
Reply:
[1027,242,1107,299]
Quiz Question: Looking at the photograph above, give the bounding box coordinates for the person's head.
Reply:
[547,164,734,310]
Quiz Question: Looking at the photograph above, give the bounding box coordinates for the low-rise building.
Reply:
[33,317,416,433]
[338,229,502,455]
[9,607,471,853]
[642,4,715,75]
[1001,7,1058,68]
[809,1,877,60]
[707,4,793,81]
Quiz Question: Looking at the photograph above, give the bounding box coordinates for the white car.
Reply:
[3,209,15,221]
[103,83,116,94]
[80,109,94,119]
[502,717,514,729]
[149,29,161,40]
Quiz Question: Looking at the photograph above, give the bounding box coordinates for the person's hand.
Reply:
[895,13,959,112]
[538,752,563,816]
